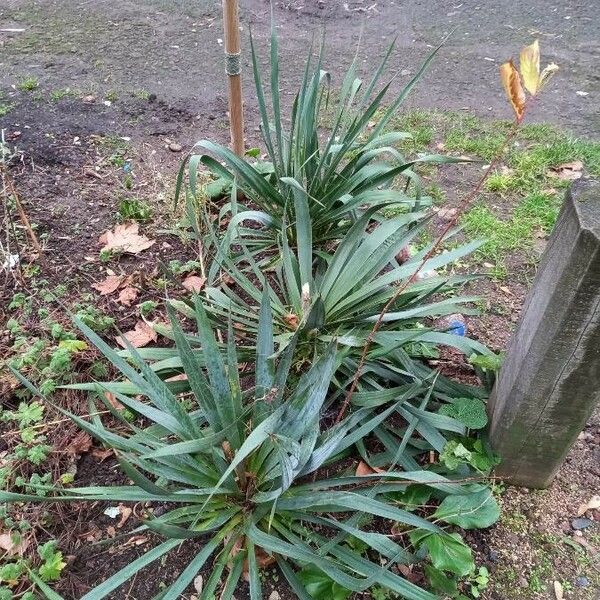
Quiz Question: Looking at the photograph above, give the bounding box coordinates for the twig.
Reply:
[1,165,45,259]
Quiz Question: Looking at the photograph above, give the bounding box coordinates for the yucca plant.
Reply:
[169,201,491,404]
[5,294,498,600]
[177,22,463,254]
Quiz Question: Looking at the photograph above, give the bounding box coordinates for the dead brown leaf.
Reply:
[182,274,206,293]
[117,286,138,306]
[355,460,385,477]
[165,373,188,382]
[0,532,30,557]
[500,60,526,122]
[66,431,93,456]
[92,275,124,295]
[577,494,600,516]
[397,564,421,584]
[117,505,132,528]
[102,391,124,411]
[99,223,155,254]
[116,321,157,348]
[91,448,114,462]
[548,160,583,181]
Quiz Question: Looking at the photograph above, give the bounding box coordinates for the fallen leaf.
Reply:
[577,495,600,516]
[131,535,148,546]
[99,223,155,254]
[255,546,275,568]
[0,532,30,557]
[117,286,138,306]
[117,505,132,528]
[355,461,385,477]
[500,60,526,122]
[116,321,157,348]
[66,431,93,456]
[436,207,458,220]
[540,187,558,196]
[549,160,583,181]
[92,275,124,295]
[498,285,514,296]
[91,448,114,462]
[553,580,563,600]
[80,527,103,542]
[103,391,124,410]
[182,274,206,293]
[165,373,188,382]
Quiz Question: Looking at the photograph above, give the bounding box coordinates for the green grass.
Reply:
[0,100,15,117]
[49,88,75,101]
[133,88,151,100]
[385,109,600,278]
[462,191,560,279]
[16,75,40,91]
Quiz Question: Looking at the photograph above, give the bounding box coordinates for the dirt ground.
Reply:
[1,1,599,599]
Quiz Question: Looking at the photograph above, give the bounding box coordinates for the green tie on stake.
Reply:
[222,0,245,156]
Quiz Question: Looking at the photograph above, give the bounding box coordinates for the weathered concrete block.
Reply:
[488,178,600,488]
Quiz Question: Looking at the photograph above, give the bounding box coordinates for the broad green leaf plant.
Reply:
[5,294,499,600]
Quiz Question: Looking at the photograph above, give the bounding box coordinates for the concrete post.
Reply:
[488,178,600,488]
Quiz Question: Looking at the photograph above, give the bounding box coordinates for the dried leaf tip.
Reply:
[500,40,558,122]
[500,60,526,122]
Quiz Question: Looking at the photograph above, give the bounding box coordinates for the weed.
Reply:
[139,300,158,317]
[118,197,152,223]
[73,304,114,332]
[133,89,151,100]
[16,75,39,92]
[105,89,118,102]
[0,101,15,117]
[168,259,202,276]
[49,88,75,101]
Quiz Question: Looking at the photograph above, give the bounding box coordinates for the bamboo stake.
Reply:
[222,0,244,156]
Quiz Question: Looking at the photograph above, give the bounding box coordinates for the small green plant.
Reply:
[133,89,151,100]
[17,76,40,92]
[0,101,15,117]
[0,538,65,599]
[49,88,75,101]
[167,259,202,276]
[139,300,158,317]
[118,197,152,223]
[74,304,115,332]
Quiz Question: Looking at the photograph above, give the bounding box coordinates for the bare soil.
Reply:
[1,1,599,598]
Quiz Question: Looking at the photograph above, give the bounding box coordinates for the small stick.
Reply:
[1,165,44,258]
[222,0,245,156]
